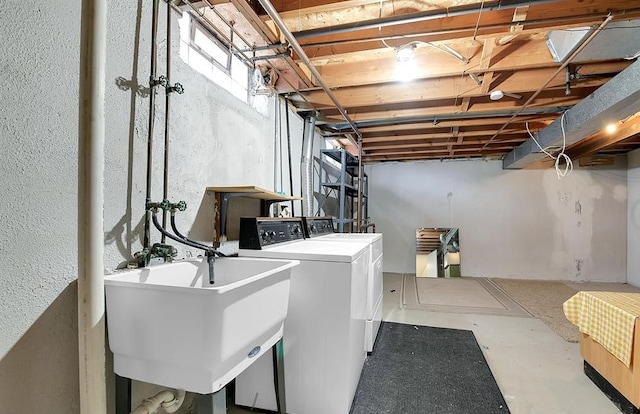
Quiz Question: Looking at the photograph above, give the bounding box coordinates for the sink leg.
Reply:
[195,388,226,413]
[115,375,131,414]
[273,338,287,414]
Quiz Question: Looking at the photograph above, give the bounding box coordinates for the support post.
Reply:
[273,338,287,414]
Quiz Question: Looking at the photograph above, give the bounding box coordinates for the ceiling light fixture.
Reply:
[396,44,416,62]
[489,90,523,100]
[605,123,618,134]
[392,40,468,64]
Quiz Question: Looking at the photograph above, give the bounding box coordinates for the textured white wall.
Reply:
[628,149,640,286]
[368,159,628,282]
[102,2,278,269]
[0,1,313,413]
[0,2,81,413]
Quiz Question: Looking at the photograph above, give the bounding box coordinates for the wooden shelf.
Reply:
[206,186,301,242]
[206,186,302,201]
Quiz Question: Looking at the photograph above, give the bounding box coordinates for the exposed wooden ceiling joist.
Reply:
[184,0,640,164]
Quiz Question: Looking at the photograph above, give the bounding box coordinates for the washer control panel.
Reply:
[239,217,304,249]
[301,217,335,238]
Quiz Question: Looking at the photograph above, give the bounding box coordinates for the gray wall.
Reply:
[0,2,316,413]
[368,159,628,282]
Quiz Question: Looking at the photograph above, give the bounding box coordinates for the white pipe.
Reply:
[78,0,107,413]
[131,390,184,414]
[274,95,280,194]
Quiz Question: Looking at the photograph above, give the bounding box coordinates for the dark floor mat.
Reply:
[350,322,510,414]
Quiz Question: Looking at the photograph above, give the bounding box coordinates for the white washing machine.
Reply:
[235,217,369,414]
[302,217,383,353]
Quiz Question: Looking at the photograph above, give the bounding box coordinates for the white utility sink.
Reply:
[105,256,298,394]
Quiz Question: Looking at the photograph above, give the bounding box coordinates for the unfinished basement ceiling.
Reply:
[178,0,640,166]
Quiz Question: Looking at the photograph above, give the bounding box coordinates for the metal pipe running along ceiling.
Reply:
[325,106,570,131]
[292,0,562,40]
[256,0,362,148]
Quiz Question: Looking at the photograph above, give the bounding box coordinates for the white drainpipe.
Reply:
[78,0,107,412]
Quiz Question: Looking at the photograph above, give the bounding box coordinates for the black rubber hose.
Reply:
[169,214,226,257]
[151,212,215,252]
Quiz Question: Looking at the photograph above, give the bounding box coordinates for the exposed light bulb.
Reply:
[605,123,618,134]
[395,60,417,82]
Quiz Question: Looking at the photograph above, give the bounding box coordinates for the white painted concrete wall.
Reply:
[0,2,320,413]
[628,149,640,286]
[368,159,628,282]
[0,2,82,413]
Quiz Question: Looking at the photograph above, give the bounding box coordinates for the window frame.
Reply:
[188,16,233,75]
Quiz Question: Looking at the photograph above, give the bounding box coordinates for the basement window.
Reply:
[179,13,252,104]
[190,19,231,71]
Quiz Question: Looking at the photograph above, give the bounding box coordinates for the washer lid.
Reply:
[239,240,368,263]
[314,233,382,243]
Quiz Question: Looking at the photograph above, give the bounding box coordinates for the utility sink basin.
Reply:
[105,256,298,394]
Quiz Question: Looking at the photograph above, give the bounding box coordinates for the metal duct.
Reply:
[503,58,640,169]
[547,19,640,63]
[301,115,316,216]
[482,15,613,153]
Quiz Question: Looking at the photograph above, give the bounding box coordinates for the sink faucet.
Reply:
[205,250,216,285]
[146,200,226,284]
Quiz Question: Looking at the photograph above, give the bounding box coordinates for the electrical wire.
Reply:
[526,112,573,180]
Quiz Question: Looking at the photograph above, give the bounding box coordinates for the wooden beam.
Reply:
[495,5,529,45]
[480,38,496,71]
[273,0,383,15]
[480,71,495,95]
[365,141,519,155]
[362,149,506,162]
[364,139,526,152]
[459,96,471,112]
[362,128,524,143]
[295,61,626,107]
[316,93,586,123]
[565,116,640,160]
[285,0,638,45]
[226,0,314,88]
[306,39,632,89]
[357,115,554,132]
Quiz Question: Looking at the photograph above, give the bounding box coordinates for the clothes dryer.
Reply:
[235,217,369,414]
[302,217,383,353]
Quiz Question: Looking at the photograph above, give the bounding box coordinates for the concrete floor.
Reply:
[228,273,621,414]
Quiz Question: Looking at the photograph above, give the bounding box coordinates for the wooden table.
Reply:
[564,291,640,407]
